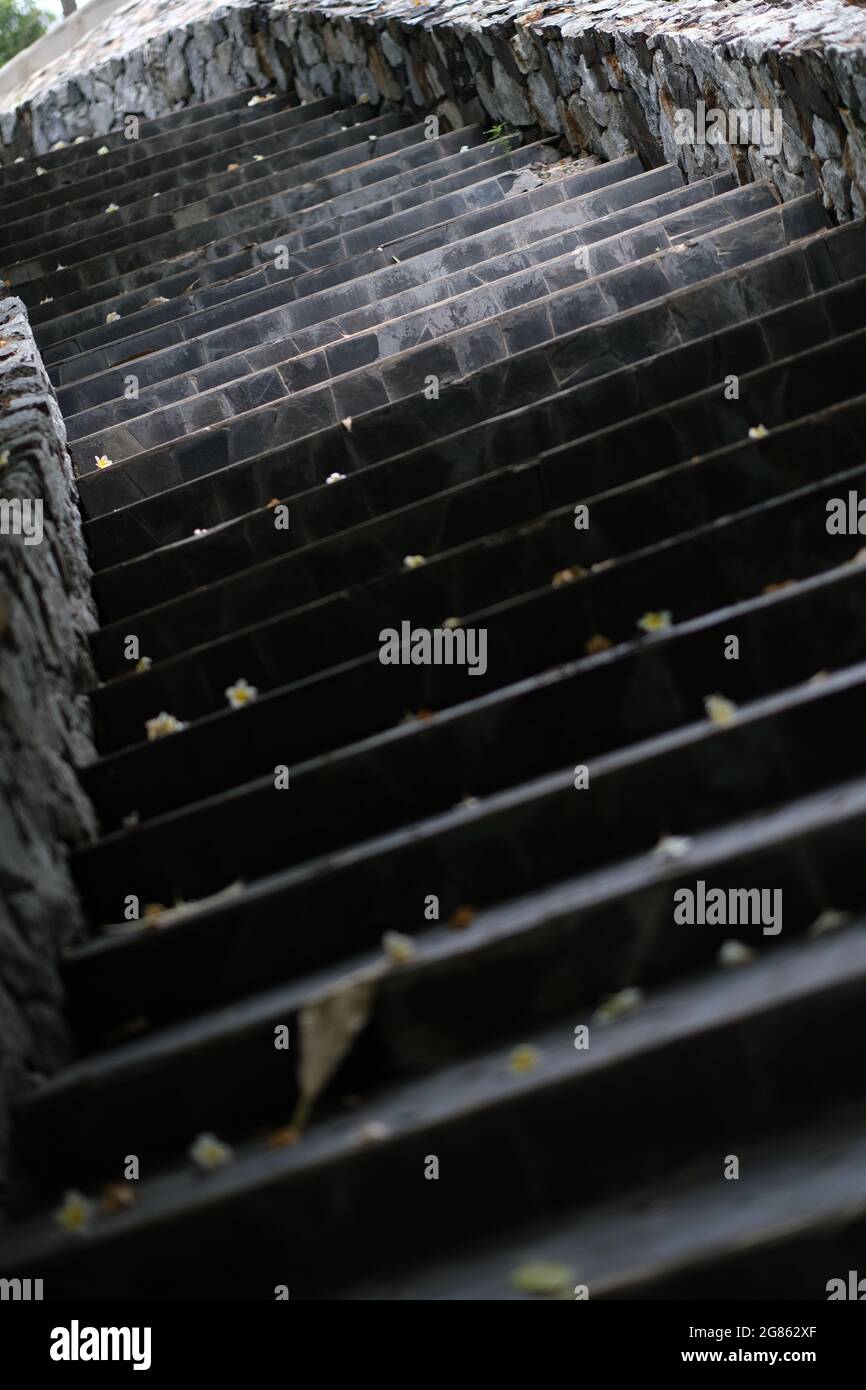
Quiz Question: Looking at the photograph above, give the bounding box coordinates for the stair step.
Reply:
[86,408,866,751]
[0,86,295,195]
[0,96,339,251]
[48,135,557,381]
[84,325,866,688]
[59,163,689,421]
[4,929,865,1297]
[89,272,866,622]
[77,624,866,927]
[16,776,866,1179]
[29,127,549,337]
[333,1104,866,1300]
[31,124,519,345]
[82,553,866,833]
[80,217,866,567]
[65,172,739,447]
[6,114,419,294]
[74,194,827,512]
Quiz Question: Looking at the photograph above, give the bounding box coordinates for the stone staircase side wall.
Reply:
[1,2,866,223]
[0,298,98,1214]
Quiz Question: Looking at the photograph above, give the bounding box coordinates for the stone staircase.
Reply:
[3,82,866,1301]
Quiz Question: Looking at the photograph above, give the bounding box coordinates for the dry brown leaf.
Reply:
[448,905,477,931]
[291,967,382,1131]
[101,1182,137,1214]
[552,565,587,588]
[266,1126,302,1149]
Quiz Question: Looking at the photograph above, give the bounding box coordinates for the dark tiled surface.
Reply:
[6,114,422,299]
[0,96,344,255]
[58,163,691,420]
[6,83,866,1302]
[72,191,830,499]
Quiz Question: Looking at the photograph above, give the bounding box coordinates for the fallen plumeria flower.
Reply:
[36,166,46,176]
[809,909,852,938]
[594,987,643,1024]
[403,554,426,570]
[105,311,120,324]
[189,1132,234,1173]
[55,1190,94,1234]
[508,1044,542,1075]
[653,834,692,861]
[748,424,769,441]
[94,455,113,468]
[704,693,738,726]
[145,711,186,740]
[637,610,671,634]
[382,930,416,966]
[353,1120,391,1145]
[225,678,258,709]
[717,940,756,967]
[510,1260,575,1297]
[325,471,346,484]
[105,202,120,213]
[97,145,110,155]
[135,656,152,672]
